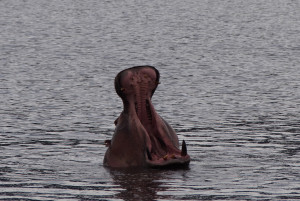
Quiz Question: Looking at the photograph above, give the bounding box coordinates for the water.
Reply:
[1,0,299,200]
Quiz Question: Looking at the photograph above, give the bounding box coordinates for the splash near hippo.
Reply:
[104,66,190,168]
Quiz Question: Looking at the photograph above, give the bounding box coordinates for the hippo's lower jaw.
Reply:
[145,140,190,168]
[146,158,190,169]
[104,66,190,168]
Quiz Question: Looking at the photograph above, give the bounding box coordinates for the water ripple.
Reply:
[1,0,300,200]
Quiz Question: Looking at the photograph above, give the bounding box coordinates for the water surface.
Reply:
[1,0,299,200]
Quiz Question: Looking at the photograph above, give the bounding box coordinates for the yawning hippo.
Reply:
[103,66,190,168]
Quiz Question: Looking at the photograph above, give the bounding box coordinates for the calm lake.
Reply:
[1,0,299,200]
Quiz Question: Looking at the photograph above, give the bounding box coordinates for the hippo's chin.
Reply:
[146,159,190,169]
[104,66,190,168]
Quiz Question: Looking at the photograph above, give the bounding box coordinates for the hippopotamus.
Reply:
[103,66,190,168]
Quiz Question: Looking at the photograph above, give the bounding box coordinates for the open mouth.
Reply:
[115,66,190,168]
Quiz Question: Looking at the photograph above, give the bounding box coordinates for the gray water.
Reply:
[1,0,300,200]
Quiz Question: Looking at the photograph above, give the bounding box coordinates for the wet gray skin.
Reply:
[104,66,190,168]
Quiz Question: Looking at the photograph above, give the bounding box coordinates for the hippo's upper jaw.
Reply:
[104,66,190,168]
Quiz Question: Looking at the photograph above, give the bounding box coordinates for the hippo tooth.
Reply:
[146,148,152,160]
[181,140,187,156]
